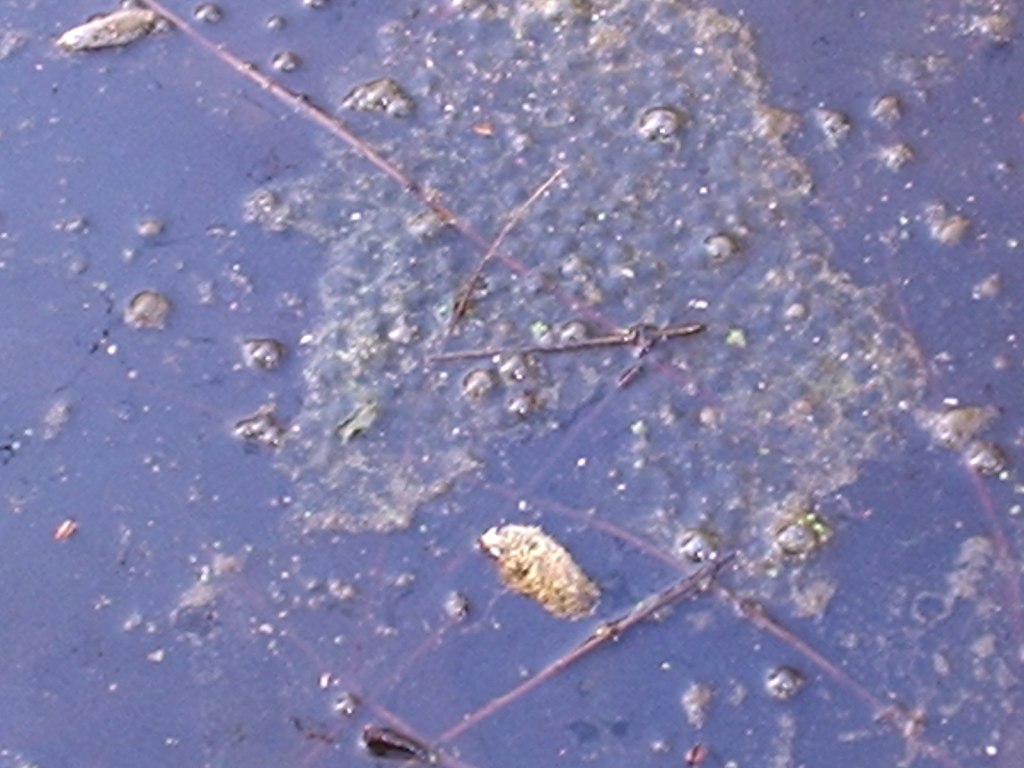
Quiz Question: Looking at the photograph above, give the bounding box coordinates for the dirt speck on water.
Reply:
[123,289,171,330]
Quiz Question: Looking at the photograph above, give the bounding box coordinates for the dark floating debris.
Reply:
[342,77,416,118]
[56,8,165,52]
[479,524,600,619]
[361,725,436,763]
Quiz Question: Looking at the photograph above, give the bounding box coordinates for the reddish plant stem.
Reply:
[430,321,706,362]
[448,166,566,331]
[437,555,734,745]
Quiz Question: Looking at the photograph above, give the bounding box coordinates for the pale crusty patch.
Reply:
[479,524,599,620]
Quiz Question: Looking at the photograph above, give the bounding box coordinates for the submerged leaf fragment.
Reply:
[479,524,599,619]
[56,9,163,52]
[336,400,379,443]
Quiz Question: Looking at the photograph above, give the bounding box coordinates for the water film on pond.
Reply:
[2,0,1022,766]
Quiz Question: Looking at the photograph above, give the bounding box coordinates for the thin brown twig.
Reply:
[429,321,706,363]
[436,554,734,745]
[448,166,566,332]
[483,486,965,768]
[716,586,961,768]
[138,0,491,254]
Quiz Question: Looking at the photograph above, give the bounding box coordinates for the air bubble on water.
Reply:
[966,13,1013,45]
[703,232,740,265]
[171,582,220,641]
[272,0,929,557]
[812,108,851,149]
[963,440,1006,475]
[406,208,449,239]
[558,320,590,343]
[444,591,471,620]
[194,3,223,23]
[341,78,416,118]
[507,391,542,419]
[972,273,1001,300]
[233,404,286,449]
[136,216,165,238]
[869,94,902,125]
[637,106,687,142]
[752,105,799,141]
[521,0,593,22]
[675,528,719,563]
[877,143,914,172]
[242,188,292,232]
[461,368,498,401]
[772,505,831,561]
[681,682,714,728]
[497,354,538,385]
[924,202,970,245]
[922,405,998,450]
[241,338,287,370]
[764,666,804,700]
[271,50,301,73]
[124,289,171,330]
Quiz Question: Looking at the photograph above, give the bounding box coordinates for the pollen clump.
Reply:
[479,524,599,620]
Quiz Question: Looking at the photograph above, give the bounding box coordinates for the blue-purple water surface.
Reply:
[0,2,1021,767]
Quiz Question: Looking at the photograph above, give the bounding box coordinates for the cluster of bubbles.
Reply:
[262,0,930,566]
